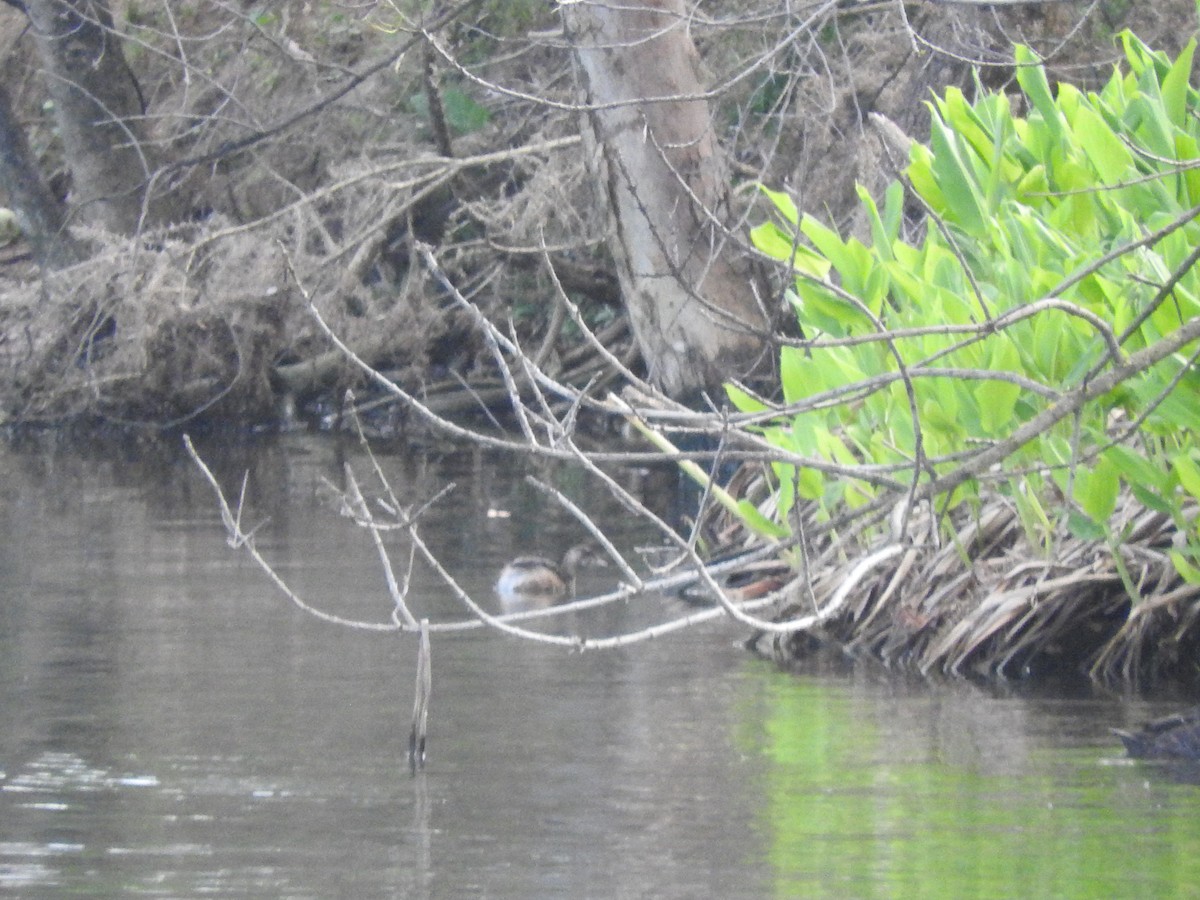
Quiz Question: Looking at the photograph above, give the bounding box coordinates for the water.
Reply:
[1,433,1198,897]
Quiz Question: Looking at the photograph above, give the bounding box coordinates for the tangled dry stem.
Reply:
[752,489,1200,687]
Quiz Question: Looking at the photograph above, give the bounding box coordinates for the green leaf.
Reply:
[750,221,793,260]
[1130,482,1175,517]
[1173,453,1200,502]
[856,184,896,264]
[759,184,800,226]
[906,142,946,210]
[1075,457,1119,524]
[794,282,872,336]
[928,116,987,234]
[938,87,993,164]
[977,367,1022,437]
[799,216,862,285]
[749,221,831,279]
[725,383,768,414]
[1015,163,1049,199]
[735,499,791,539]
[1014,45,1064,143]
[780,345,819,405]
[441,88,490,134]
[1073,105,1133,184]
[882,181,904,247]
[1169,548,1200,585]
[1160,38,1196,129]
[1067,509,1107,542]
[1106,444,1168,492]
[1174,133,1200,204]
[797,466,826,502]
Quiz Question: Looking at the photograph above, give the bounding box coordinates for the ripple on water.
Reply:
[0,841,83,890]
[2,750,160,797]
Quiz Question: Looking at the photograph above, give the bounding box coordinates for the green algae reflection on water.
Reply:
[754,678,1200,898]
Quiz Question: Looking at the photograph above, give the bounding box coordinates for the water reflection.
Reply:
[0,433,1197,896]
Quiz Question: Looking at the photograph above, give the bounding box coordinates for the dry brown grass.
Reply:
[3,0,1194,426]
[749,489,1200,687]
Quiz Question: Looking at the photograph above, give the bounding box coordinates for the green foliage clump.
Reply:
[741,32,1200,582]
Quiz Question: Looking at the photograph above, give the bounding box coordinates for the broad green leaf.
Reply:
[1130,482,1175,517]
[928,116,987,234]
[1014,45,1063,143]
[907,142,946,209]
[921,396,961,440]
[817,429,858,468]
[1124,95,1174,158]
[938,87,994,165]
[1073,105,1133,184]
[1120,31,1149,76]
[882,181,904,247]
[1067,509,1107,542]
[1160,38,1196,129]
[771,461,796,522]
[1075,457,1119,524]
[977,369,1022,437]
[856,183,897,264]
[795,282,873,336]
[1155,391,1200,433]
[749,220,791,259]
[750,222,831,278]
[780,345,820,405]
[759,184,800,226]
[725,383,768,414]
[1106,444,1168,493]
[1173,453,1200,502]
[736,499,791,539]
[1015,163,1049,199]
[789,246,833,280]
[800,216,872,293]
[797,466,825,502]
[1174,133,1200,204]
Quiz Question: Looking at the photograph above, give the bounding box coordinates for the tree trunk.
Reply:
[23,0,170,233]
[564,0,770,401]
[0,81,79,268]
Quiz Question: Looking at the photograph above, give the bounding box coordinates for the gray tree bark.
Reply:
[23,0,171,233]
[564,0,770,401]
[0,80,78,267]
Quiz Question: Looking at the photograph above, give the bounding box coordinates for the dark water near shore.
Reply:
[1,433,1198,897]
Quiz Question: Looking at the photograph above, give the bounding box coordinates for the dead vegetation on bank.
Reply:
[4,1,1200,690]
[1,1,1191,427]
[0,133,623,426]
[744,488,1200,688]
[0,0,626,426]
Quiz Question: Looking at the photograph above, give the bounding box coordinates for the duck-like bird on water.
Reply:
[495,544,602,605]
[1113,706,1200,760]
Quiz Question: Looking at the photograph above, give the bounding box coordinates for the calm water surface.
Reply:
[0,433,1197,898]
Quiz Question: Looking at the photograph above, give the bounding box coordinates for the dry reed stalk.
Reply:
[766,489,1200,686]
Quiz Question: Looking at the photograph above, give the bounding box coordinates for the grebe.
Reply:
[495,544,599,603]
[1114,706,1200,760]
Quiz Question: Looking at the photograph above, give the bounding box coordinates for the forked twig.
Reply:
[183,434,398,632]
